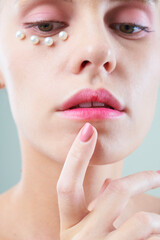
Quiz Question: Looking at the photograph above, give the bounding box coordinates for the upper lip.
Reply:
[57,88,124,111]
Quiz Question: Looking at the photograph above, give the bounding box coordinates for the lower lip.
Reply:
[57,108,124,120]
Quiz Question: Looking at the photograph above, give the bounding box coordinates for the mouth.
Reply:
[57,88,124,112]
[69,102,115,110]
[56,88,125,120]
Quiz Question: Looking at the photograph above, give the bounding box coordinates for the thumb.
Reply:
[57,123,98,231]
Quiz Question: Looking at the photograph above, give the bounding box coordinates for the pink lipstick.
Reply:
[56,88,125,121]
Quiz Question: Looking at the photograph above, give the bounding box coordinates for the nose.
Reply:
[67,24,117,75]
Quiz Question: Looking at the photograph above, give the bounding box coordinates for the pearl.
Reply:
[30,35,40,45]
[16,30,26,40]
[44,37,54,46]
[59,31,68,41]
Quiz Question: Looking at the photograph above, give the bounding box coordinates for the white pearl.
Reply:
[30,35,40,45]
[59,31,68,41]
[44,37,54,46]
[16,30,26,40]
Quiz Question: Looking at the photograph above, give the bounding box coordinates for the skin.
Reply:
[0,0,160,239]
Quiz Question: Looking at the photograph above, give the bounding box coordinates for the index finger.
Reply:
[56,123,98,231]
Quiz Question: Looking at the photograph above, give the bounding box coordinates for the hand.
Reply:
[56,123,160,240]
[106,212,160,240]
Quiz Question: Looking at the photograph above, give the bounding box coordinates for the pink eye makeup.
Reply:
[105,4,155,40]
[16,0,156,45]
[18,1,70,38]
[23,20,68,37]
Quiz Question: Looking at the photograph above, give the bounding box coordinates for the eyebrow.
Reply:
[18,0,72,5]
[17,0,72,8]
[111,0,158,4]
[17,0,158,8]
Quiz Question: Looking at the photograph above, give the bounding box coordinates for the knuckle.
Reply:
[143,170,156,180]
[107,180,130,195]
[148,237,160,240]
[149,238,160,240]
[145,170,156,176]
[56,181,82,196]
[68,148,83,162]
[56,182,74,195]
[134,211,151,226]
[68,151,79,162]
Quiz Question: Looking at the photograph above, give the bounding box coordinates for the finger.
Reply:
[88,178,112,211]
[147,238,160,240]
[105,212,160,240]
[147,234,160,240]
[82,171,160,237]
[56,123,98,231]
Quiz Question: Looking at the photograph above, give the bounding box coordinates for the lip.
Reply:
[57,88,124,112]
[57,108,124,120]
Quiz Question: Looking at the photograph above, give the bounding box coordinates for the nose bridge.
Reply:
[84,12,108,47]
[67,11,116,74]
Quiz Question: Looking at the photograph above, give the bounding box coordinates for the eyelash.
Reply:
[109,22,152,36]
[24,20,152,37]
[24,20,67,36]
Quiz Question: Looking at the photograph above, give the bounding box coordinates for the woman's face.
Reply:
[0,0,160,165]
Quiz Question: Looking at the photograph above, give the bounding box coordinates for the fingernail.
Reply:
[157,170,160,174]
[80,123,94,142]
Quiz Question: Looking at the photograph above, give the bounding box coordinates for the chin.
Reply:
[88,151,122,166]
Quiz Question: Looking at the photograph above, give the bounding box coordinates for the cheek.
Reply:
[123,41,160,147]
[0,40,61,121]
[131,52,159,122]
[0,20,68,154]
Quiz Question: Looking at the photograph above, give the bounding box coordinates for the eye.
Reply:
[24,20,68,36]
[109,22,152,36]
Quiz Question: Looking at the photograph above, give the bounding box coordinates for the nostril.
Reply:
[81,60,90,68]
[104,62,109,70]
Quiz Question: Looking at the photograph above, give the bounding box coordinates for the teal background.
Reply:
[0,87,160,197]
